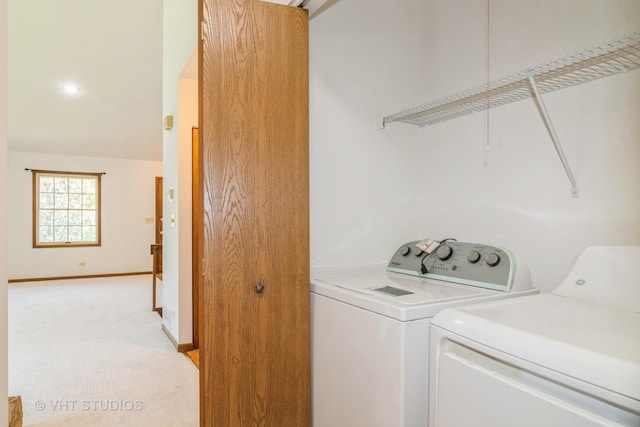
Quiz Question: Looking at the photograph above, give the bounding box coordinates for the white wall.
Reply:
[309,0,640,292]
[309,0,425,267]
[176,74,198,345]
[162,0,197,344]
[0,0,9,420]
[8,151,162,279]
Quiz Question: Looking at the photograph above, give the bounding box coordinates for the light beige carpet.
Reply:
[8,275,199,426]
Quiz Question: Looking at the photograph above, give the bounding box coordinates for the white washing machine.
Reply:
[429,246,640,427]
[311,240,538,427]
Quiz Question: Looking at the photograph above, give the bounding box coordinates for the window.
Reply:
[32,170,102,248]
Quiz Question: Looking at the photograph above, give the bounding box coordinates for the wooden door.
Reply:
[199,0,309,425]
[155,176,163,245]
[192,127,200,349]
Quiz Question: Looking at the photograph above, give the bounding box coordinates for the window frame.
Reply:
[32,170,102,248]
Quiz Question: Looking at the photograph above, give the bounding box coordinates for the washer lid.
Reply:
[311,271,510,321]
[432,294,640,403]
[319,272,490,304]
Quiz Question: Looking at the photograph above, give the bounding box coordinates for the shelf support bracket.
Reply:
[528,75,579,198]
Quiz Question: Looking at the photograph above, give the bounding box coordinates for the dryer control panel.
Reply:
[387,240,521,292]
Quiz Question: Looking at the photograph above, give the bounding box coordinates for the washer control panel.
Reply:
[387,240,515,291]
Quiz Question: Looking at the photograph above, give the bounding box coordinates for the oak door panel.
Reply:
[200,0,309,425]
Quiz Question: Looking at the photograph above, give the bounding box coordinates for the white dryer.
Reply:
[311,240,538,427]
[429,246,640,427]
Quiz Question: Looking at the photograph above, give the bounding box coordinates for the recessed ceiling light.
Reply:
[62,84,80,95]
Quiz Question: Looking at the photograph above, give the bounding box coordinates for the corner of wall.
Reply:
[0,0,10,421]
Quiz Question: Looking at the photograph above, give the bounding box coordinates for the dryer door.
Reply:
[432,352,633,427]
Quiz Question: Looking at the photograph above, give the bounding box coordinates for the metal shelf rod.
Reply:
[527,75,579,198]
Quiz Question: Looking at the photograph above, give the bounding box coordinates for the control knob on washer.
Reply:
[436,245,453,260]
[485,252,500,267]
[467,250,481,264]
[412,247,424,257]
[399,245,411,256]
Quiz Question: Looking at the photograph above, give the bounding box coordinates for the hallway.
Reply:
[9,275,198,426]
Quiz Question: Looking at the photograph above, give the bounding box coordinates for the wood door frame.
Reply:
[153,176,163,313]
[155,177,163,245]
[192,127,200,349]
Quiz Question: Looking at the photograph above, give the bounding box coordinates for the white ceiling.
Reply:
[8,0,163,161]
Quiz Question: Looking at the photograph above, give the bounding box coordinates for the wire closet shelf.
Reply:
[382,32,640,127]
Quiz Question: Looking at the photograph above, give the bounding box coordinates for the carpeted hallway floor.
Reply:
[8,275,199,426]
